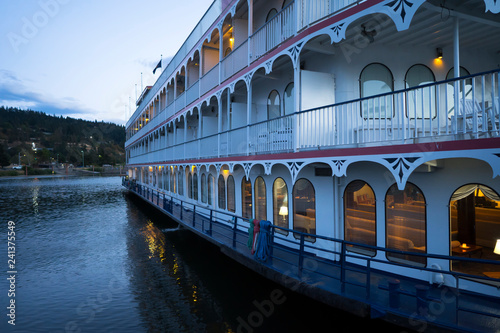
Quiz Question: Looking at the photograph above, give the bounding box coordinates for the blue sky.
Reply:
[0,0,213,125]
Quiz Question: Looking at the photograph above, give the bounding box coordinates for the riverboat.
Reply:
[124,0,500,331]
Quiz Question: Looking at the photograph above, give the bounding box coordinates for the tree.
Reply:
[0,144,10,167]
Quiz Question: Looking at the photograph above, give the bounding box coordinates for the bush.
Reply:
[0,170,21,177]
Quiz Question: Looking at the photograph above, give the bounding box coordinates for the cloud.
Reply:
[0,69,98,120]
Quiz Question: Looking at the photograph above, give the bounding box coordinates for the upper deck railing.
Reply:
[128,69,499,164]
[127,0,366,131]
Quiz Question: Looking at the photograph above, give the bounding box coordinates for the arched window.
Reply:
[273,178,289,235]
[267,90,281,119]
[282,0,293,8]
[208,174,215,206]
[188,173,193,199]
[218,175,226,209]
[284,82,294,115]
[241,177,252,219]
[201,173,207,203]
[405,64,436,118]
[293,179,316,241]
[446,67,472,117]
[344,180,376,256]
[193,173,198,201]
[254,176,267,220]
[450,184,500,274]
[386,183,426,266]
[177,169,184,196]
[266,8,278,22]
[360,63,394,118]
[170,168,176,193]
[227,175,236,212]
[165,169,170,192]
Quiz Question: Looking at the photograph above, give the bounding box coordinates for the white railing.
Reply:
[249,116,294,154]
[175,92,186,113]
[250,2,296,62]
[186,81,200,106]
[297,70,499,149]
[221,40,249,82]
[127,70,499,165]
[200,63,220,96]
[297,0,362,30]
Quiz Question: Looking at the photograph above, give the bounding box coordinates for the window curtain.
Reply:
[451,184,500,201]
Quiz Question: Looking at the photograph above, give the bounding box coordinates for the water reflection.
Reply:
[31,179,40,216]
[0,176,405,333]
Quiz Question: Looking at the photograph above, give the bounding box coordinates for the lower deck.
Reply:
[124,170,500,333]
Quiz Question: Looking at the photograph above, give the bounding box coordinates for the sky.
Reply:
[0,0,214,125]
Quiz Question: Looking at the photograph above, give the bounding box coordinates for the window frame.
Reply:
[292,178,316,242]
[344,180,377,256]
[385,182,427,266]
[254,176,267,221]
[273,177,289,235]
[359,62,394,119]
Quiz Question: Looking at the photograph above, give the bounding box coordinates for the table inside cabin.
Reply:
[452,244,483,258]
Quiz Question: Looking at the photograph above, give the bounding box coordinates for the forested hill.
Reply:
[0,106,125,167]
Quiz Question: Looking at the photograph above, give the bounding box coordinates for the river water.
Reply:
[0,176,404,333]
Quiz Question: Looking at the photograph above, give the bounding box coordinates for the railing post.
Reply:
[341,241,346,293]
[416,285,429,315]
[193,205,196,227]
[232,217,238,248]
[209,209,213,236]
[180,201,183,220]
[366,258,371,300]
[388,279,401,309]
[298,234,305,278]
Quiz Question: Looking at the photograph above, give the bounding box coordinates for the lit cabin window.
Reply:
[267,90,281,119]
[218,175,226,210]
[293,178,316,242]
[207,174,215,206]
[165,169,170,192]
[170,169,176,193]
[273,177,289,235]
[177,169,184,196]
[188,173,193,199]
[241,177,252,219]
[450,184,500,275]
[385,183,426,266]
[360,63,393,118]
[227,175,236,213]
[254,176,267,221]
[344,180,376,256]
[201,173,207,203]
[193,173,198,201]
[405,64,436,118]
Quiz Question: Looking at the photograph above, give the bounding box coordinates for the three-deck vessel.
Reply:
[124,0,500,331]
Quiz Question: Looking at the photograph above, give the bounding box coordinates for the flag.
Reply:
[153,60,161,74]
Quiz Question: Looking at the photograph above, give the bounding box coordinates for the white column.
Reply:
[246,82,252,155]
[453,17,460,79]
[293,64,300,152]
[248,0,253,64]
[453,17,460,133]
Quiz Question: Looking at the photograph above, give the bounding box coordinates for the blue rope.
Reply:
[255,220,272,262]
